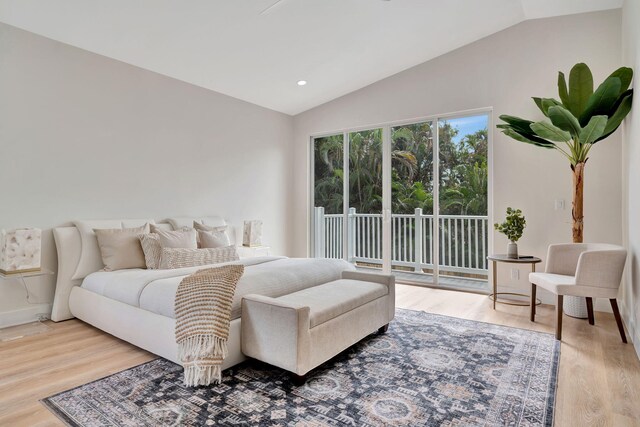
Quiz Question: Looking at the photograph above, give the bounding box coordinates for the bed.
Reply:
[51,217,354,370]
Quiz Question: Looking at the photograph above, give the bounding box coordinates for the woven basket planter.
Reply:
[563,295,588,319]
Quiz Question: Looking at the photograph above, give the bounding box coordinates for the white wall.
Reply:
[292,10,624,307]
[621,0,640,354]
[0,23,294,327]
[0,9,628,328]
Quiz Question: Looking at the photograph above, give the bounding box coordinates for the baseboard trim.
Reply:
[0,303,52,328]
[619,299,640,358]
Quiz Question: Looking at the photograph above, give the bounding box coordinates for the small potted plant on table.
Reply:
[494,207,526,259]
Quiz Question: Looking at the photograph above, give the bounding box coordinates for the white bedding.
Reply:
[81,257,355,320]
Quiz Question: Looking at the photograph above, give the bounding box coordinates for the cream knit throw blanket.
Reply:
[174,265,244,387]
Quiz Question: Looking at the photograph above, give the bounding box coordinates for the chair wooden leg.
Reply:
[610,299,627,344]
[556,295,563,340]
[530,283,537,322]
[586,297,595,325]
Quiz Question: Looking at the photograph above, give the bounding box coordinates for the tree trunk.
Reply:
[572,162,585,243]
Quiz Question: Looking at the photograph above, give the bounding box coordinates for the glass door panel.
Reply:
[311,111,490,291]
[347,129,383,270]
[312,134,344,259]
[437,114,489,290]
[390,121,435,283]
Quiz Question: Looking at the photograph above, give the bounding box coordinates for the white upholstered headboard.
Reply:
[50,216,228,321]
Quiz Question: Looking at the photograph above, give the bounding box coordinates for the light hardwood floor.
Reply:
[1,284,639,426]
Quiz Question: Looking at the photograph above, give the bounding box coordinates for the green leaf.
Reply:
[580,76,622,125]
[597,90,633,141]
[608,67,633,95]
[578,115,607,145]
[558,71,570,107]
[542,98,562,113]
[548,105,582,137]
[530,121,572,142]
[498,116,557,146]
[609,89,633,116]
[501,127,556,149]
[533,97,544,114]
[414,186,427,201]
[568,63,594,117]
[498,115,534,133]
[533,98,562,117]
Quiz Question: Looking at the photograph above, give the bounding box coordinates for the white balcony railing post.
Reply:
[348,207,356,262]
[314,207,325,258]
[414,208,423,272]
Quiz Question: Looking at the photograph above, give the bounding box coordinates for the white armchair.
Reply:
[529,243,627,342]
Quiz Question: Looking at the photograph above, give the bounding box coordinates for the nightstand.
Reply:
[0,268,54,304]
[0,268,54,341]
[236,246,271,258]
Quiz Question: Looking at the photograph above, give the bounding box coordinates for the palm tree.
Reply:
[498,63,633,242]
[440,161,488,215]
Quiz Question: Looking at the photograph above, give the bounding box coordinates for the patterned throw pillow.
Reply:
[159,246,239,269]
[139,233,162,269]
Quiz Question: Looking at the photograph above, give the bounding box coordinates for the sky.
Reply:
[446,114,488,143]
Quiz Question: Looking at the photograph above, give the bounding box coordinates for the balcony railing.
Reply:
[314,207,488,276]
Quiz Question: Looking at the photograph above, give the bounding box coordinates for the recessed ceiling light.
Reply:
[297,80,307,86]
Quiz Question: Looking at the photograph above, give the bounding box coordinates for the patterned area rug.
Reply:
[42,309,559,426]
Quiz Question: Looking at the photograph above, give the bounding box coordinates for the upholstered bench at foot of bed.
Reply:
[241,271,395,384]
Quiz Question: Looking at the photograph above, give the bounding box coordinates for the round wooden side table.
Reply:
[487,255,542,309]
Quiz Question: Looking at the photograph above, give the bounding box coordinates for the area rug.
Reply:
[42,309,559,426]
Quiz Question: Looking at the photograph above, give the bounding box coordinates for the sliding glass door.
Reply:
[347,129,383,270]
[312,134,344,259]
[311,111,490,289]
[390,121,435,281]
[437,115,489,289]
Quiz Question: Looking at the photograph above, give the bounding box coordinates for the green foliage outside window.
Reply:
[313,121,488,216]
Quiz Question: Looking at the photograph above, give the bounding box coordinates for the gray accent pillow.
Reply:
[197,230,231,249]
[159,246,239,269]
[193,222,226,232]
[93,225,149,271]
[193,222,231,248]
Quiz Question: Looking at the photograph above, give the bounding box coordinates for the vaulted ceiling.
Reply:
[0,0,623,115]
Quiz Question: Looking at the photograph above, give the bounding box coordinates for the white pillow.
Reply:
[154,227,197,249]
[197,230,231,248]
[167,216,226,231]
[194,222,231,248]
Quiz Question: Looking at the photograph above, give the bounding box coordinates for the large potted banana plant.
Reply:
[497,63,633,316]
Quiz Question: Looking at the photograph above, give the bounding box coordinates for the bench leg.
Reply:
[378,324,389,334]
[291,373,307,386]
